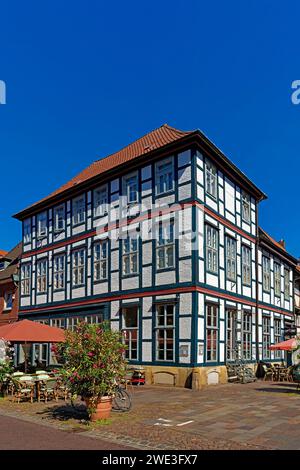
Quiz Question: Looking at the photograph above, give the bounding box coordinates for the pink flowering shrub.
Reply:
[59,321,127,402]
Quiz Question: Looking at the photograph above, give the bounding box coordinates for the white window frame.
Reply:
[262,316,271,359]
[72,249,85,287]
[155,304,175,362]
[205,159,217,199]
[24,219,31,244]
[122,234,138,276]
[242,245,251,286]
[72,195,86,226]
[155,158,174,195]
[36,259,47,294]
[3,291,13,311]
[123,173,138,205]
[262,256,271,292]
[241,191,251,223]
[156,219,175,270]
[54,205,65,232]
[206,225,218,274]
[122,306,139,361]
[206,304,219,362]
[21,263,31,296]
[53,254,65,290]
[37,212,47,239]
[284,268,290,300]
[274,262,281,297]
[94,185,108,217]
[226,236,237,282]
[66,317,81,331]
[274,318,282,359]
[94,240,108,281]
[242,311,252,360]
[50,318,65,329]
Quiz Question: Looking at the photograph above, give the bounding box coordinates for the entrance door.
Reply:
[226,309,237,362]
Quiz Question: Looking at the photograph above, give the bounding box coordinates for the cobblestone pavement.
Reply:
[1,380,300,450]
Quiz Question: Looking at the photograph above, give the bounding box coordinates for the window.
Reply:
[156,159,174,195]
[262,316,271,359]
[274,318,281,359]
[21,263,31,296]
[226,237,237,281]
[274,262,281,297]
[156,220,175,270]
[66,317,81,331]
[4,292,13,310]
[53,254,65,290]
[206,304,218,362]
[94,186,108,217]
[54,205,65,232]
[156,304,175,361]
[262,256,271,292]
[37,259,47,293]
[50,318,65,329]
[72,249,85,286]
[205,159,217,198]
[94,241,108,281]
[284,268,290,300]
[85,315,104,325]
[206,225,218,273]
[242,311,252,360]
[122,306,139,360]
[73,196,85,225]
[226,309,237,361]
[0,262,5,270]
[124,174,138,204]
[122,235,138,275]
[242,245,251,286]
[37,212,47,239]
[241,191,251,223]
[24,219,31,243]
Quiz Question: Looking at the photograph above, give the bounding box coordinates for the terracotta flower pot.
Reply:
[85,396,112,421]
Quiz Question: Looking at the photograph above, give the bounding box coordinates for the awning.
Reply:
[269,338,297,351]
[0,319,65,343]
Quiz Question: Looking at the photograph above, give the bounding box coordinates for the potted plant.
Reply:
[59,321,127,421]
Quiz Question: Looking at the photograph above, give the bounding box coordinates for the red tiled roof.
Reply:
[0,250,8,258]
[259,227,286,251]
[18,124,193,215]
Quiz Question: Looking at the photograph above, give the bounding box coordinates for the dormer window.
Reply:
[37,212,47,239]
[54,205,65,232]
[0,261,5,271]
[4,292,13,310]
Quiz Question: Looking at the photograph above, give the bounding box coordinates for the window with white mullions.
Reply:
[156,304,175,361]
[50,318,65,329]
[124,174,138,204]
[205,159,217,199]
[72,249,85,286]
[226,309,237,361]
[21,263,31,296]
[122,235,138,275]
[242,245,251,286]
[156,159,174,195]
[24,219,31,243]
[53,254,65,290]
[262,256,271,292]
[94,186,108,217]
[262,316,271,359]
[284,268,290,300]
[156,220,175,270]
[54,205,65,232]
[242,311,252,360]
[37,259,47,294]
[274,262,281,297]
[66,317,81,331]
[274,318,282,359]
[206,225,218,273]
[37,212,47,238]
[73,196,85,225]
[226,236,236,282]
[242,191,251,223]
[206,304,219,362]
[94,241,108,281]
[122,306,139,360]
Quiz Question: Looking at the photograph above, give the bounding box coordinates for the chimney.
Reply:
[278,239,286,249]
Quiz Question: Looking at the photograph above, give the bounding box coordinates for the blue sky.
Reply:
[0,1,299,257]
